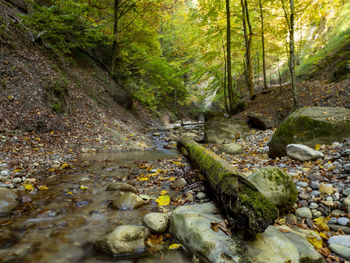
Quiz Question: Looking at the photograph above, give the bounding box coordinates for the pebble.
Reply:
[296,182,308,187]
[170,178,187,190]
[298,193,309,200]
[0,170,10,177]
[295,207,312,219]
[196,192,207,200]
[329,244,350,260]
[343,188,350,196]
[344,163,350,173]
[13,178,22,184]
[309,202,318,209]
[310,181,320,190]
[328,235,350,248]
[310,190,321,197]
[338,217,350,226]
[312,210,322,218]
[298,200,308,207]
[333,192,340,200]
[329,217,338,224]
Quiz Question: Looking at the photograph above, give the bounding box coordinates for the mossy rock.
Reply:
[247,167,297,213]
[269,107,350,158]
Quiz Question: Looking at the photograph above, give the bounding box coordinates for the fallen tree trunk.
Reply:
[177,138,278,237]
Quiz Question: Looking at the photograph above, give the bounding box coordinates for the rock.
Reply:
[247,167,297,212]
[337,217,350,226]
[343,188,350,196]
[106,182,137,193]
[170,202,324,263]
[0,187,18,214]
[329,244,350,260]
[247,113,275,130]
[286,144,325,161]
[311,190,321,197]
[204,116,249,143]
[295,207,312,219]
[111,193,145,210]
[269,107,350,158]
[170,178,187,190]
[142,213,169,233]
[182,132,198,140]
[296,181,308,187]
[196,192,207,200]
[220,143,242,155]
[0,170,9,178]
[95,225,149,255]
[309,202,318,209]
[343,196,350,211]
[344,163,350,173]
[329,225,350,234]
[328,235,350,248]
[286,214,298,225]
[153,132,161,136]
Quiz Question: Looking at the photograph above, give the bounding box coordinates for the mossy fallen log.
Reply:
[177,138,278,237]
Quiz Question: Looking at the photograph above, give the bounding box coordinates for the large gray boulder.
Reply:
[0,187,18,214]
[204,116,248,143]
[95,225,149,255]
[269,107,350,158]
[170,202,324,263]
[247,167,298,212]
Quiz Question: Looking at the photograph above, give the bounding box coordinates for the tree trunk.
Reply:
[226,0,234,113]
[289,0,298,108]
[241,0,255,100]
[223,49,230,115]
[177,139,278,237]
[259,0,268,90]
[111,0,120,78]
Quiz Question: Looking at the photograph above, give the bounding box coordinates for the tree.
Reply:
[258,0,268,90]
[226,0,234,113]
[282,0,298,108]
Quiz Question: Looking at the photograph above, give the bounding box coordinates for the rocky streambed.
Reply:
[1,107,350,263]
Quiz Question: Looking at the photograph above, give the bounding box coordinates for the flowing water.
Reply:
[0,146,193,263]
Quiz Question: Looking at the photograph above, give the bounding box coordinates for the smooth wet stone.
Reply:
[309,202,318,209]
[343,196,350,211]
[295,207,312,219]
[196,192,207,200]
[329,217,338,224]
[343,188,350,196]
[220,143,243,155]
[95,225,149,255]
[286,144,325,161]
[170,178,187,190]
[338,217,350,226]
[111,193,145,210]
[106,182,137,193]
[329,244,350,260]
[142,213,169,233]
[296,182,308,187]
[170,202,324,263]
[0,187,18,214]
[311,191,321,197]
[310,181,320,190]
[329,225,350,234]
[328,235,350,248]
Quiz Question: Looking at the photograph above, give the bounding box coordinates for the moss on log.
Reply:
[177,139,278,237]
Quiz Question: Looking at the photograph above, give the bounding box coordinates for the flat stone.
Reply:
[296,182,308,187]
[329,244,350,260]
[295,207,312,219]
[343,196,350,212]
[106,182,137,193]
[287,144,325,161]
[309,202,318,209]
[311,191,321,197]
[220,143,243,155]
[310,181,320,190]
[95,225,149,255]
[338,217,350,226]
[0,187,18,214]
[142,213,169,233]
[343,188,350,196]
[111,193,145,210]
[329,225,350,234]
[170,178,187,190]
[328,235,350,248]
[344,164,350,173]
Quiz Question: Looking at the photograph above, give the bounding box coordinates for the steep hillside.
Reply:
[0,0,154,174]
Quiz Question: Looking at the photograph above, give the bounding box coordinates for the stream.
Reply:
[0,130,196,263]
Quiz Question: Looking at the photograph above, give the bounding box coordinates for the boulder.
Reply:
[170,202,324,263]
[95,225,149,255]
[220,143,243,155]
[142,213,169,233]
[204,116,249,143]
[0,187,18,214]
[111,193,145,210]
[247,167,297,212]
[287,144,324,161]
[106,182,137,193]
[269,107,350,158]
[328,235,350,260]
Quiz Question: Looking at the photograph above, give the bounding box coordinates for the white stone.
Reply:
[286,144,325,161]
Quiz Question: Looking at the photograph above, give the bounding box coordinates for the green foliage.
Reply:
[22,0,107,54]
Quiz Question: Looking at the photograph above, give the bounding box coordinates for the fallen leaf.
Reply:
[313,217,330,231]
[23,183,34,191]
[169,243,182,250]
[156,195,170,206]
[80,185,88,190]
[38,185,48,190]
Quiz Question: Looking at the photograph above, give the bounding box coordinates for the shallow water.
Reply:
[0,149,192,263]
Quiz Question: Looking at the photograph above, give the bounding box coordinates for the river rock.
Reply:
[220,143,243,155]
[204,116,248,143]
[170,202,324,263]
[343,196,350,212]
[142,213,169,233]
[295,207,312,219]
[268,107,350,158]
[329,244,350,260]
[111,193,145,210]
[247,167,297,212]
[329,235,350,248]
[106,182,137,193]
[170,178,187,190]
[0,187,18,214]
[95,225,149,255]
[286,144,325,161]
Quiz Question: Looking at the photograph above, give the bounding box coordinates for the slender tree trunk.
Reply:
[259,0,268,90]
[226,0,234,112]
[256,52,260,88]
[289,0,298,108]
[278,66,282,86]
[222,39,230,115]
[241,0,254,100]
[111,0,120,78]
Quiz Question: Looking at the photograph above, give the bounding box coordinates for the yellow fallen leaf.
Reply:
[313,217,330,231]
[160,190,168,196]
[80,185,88,190]
[38,185,48,190]
[137,176,149,181]
[60,162,71,169]
[169,177,176,181]
[23,183,34,191]
[308,235,323,249]
[67,191,73,195]
[13,168,23,173]
[156,195,170,206]
[169,243,182,250]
